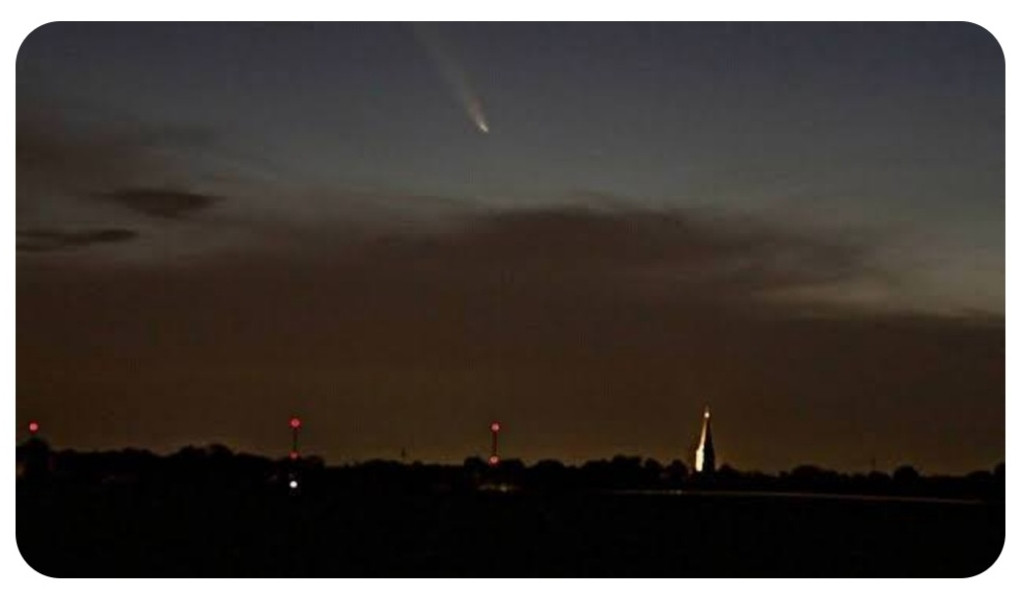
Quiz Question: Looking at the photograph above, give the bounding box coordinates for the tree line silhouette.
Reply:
[17,437,1004,502]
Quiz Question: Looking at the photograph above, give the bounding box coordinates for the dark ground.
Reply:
[17,481,1003,577]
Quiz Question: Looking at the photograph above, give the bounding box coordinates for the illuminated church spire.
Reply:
[694,407,715,474]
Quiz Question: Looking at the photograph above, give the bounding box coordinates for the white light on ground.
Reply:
[289,480,298,489]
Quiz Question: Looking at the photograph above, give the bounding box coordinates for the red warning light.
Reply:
[28,421,39,434]
[289,451,299,461]
[490,422,501,433]
[488,455,500,466]
[290,417,301,429]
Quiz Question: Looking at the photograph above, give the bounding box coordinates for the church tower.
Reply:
[694,407,715,474]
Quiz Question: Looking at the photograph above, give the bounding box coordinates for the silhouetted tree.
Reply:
[17,437,52,480]
[892,465,920,485]
[716,463,742,489]
[889,465,921,496]
[529,459,567,490]
[990,463,1005,502]
[463,456,488,471]
[664,459,688,487]
[643,458,663,487]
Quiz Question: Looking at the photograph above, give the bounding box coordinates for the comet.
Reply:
[469,98,489,133]
[412,23,491,135]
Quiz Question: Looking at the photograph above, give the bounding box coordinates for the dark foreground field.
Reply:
[17,482,1003,577]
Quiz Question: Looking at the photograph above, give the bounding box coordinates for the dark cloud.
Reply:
[17,109,224,226]
[96,188,222,219]
[17,228,138,252]
[316,206,875,313]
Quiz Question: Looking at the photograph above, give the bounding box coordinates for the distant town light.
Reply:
[289,479,298,490]
[488,455,500,466]
[28,421,39,434]
[490,422,501,433]
[290,417,301,429]
[289,451,299,461]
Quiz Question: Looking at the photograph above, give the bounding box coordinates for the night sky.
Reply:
[16,22,1004,474]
